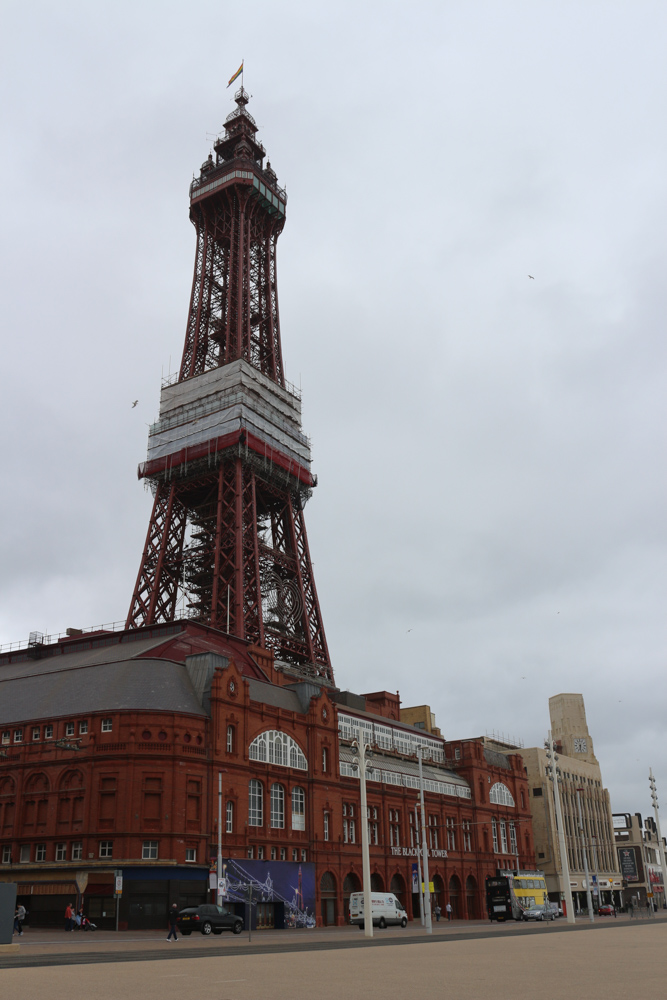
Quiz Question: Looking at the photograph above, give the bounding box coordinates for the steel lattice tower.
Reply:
[127,89,331,681]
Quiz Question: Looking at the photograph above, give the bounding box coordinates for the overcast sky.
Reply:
[1,2,665,818]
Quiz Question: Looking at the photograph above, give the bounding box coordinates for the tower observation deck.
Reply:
[127,89,332,682]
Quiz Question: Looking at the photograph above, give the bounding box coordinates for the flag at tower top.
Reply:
[227,62,243,87]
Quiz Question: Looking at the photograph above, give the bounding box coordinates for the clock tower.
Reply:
[549,693,598,764]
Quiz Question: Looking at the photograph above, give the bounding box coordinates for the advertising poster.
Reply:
[223,859,316,928]
[618,847,639,882]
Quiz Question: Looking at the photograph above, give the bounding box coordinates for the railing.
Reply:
[0,613,190,655]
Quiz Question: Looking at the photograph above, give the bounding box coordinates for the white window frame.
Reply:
[142,840,159,860]
[101,719,113,733]
[248,730,307,770]
[490,782,515,807]
[35,843,46,862]
[291,786,305,831]
[226,800,234,834]
[270,783,285,829]
[324,812,330,842]
[99,840,113,859]
[249,780,263,827]
[71,842,83,861]
[55,843,67,861]
[185,848,196,862]
[65,722,75,737]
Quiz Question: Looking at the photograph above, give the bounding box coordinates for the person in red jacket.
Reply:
[65,902,74,931]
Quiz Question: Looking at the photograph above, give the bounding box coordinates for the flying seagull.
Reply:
[131,400,138,408]
[528,275,534,279]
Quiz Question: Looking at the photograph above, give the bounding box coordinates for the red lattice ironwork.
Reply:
[127,90,331,680]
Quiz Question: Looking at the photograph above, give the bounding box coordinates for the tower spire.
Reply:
[127,94,332,682]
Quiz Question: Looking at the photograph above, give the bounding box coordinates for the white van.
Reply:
[349,892,408,928]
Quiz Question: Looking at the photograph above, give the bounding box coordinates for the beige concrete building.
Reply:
[490,694,621,912]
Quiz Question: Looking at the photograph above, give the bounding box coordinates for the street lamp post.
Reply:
[415,803,425,926]
[649,769,667,911]
[352,729,373,939]
[545,734,575,924]
[575,787,595,923]
[417,746,432,934]
[217,771,223,907]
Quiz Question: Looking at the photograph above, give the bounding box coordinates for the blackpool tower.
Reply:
[127,88,332,681]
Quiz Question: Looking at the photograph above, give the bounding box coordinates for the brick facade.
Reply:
[0,621,535,928]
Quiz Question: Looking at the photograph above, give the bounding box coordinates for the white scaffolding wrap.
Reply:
[146,360,311,469]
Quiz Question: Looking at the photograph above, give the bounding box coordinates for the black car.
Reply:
[177,904,244,936]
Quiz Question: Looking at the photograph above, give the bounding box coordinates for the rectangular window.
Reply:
[324,812,330,842]
[142,841,158,860]
[226,725,234,754]
[389,810,400,848]
[226,800,234,834]
[257,846,264,860]
[301,849,307,862]
[292,848,298,861]
[1,731,9,744]
[492,818,499,853]
[271,847,277,860]
[322,747,329,773]
[35,843,46,862]
[270,784,285,829]
[533,787,543,797]
[446,817,455,851]
[500,820,508,854]
[247,848,254,859]
[291,787,305,831]
[101,719,113,733]
[369,821,378,845]
[185,848,196,862]
[99,841,113,859]
[348,819,355,845]
[462,820,471,852]
[32,727,40,741]
[14,729,23,743]
[280,847,286,860]
[71,842,83,861]
[20,845,31,863]
[79,721,88,735]
[65,723,75,737]
[429,815,439,850]
[509,821,517,856]
[55,843,67,861]
[1,846,11,864]
[248,780,263,827]
[44,725,53,739]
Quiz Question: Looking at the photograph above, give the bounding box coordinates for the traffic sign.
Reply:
[115,875,123,896]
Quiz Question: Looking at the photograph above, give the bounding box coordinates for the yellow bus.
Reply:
[499,869,549,911]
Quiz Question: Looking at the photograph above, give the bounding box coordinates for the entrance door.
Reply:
[321,898,336,926]
[256,902,275,929]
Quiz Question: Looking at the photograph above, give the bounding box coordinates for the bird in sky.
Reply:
[528,275,535,279]
[406,629,413,633]
[131,400,138,408]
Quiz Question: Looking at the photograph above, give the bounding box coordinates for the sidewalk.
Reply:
[7,911,662,961]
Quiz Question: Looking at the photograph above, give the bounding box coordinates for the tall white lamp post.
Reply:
[576,787,595,923]
[415,803,425,926]
[649,769,667,911]
[545,735,575,924]
[352,729,374,938]
[417,746,432,934]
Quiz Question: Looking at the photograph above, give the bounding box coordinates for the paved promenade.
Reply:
[1,914,665,999]
[0,917,667,1000]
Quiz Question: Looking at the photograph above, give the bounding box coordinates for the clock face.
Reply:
[228,680,236,695]
[573,737,587,753]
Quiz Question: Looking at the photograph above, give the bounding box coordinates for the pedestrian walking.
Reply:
[166,902,180,941]
[445,902,453,921]
[14,904,26,936]
[435,904,441,922]
[64,902,74,931]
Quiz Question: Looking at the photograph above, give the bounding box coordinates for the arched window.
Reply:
[270,783,285,829]
[249,779,263,827]
[249,731,307,771]
[226,800,234,834]
[489,782,515,807]
[226,725,235,754]
[291,786,305,830]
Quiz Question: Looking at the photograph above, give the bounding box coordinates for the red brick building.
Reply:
[0,619,534,928]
